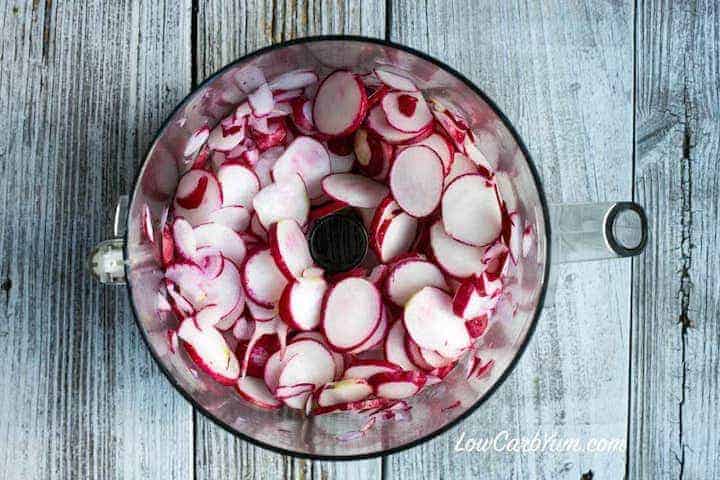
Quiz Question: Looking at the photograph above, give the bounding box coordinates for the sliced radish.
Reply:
[178,318,239,385]
[348,307,388,354]
[273,88,303,102]
[217,163,259,208]
[208,205,250,232]
[404,286,471,359]
[290,98,315,134]
[208,123,245,152]
[384,258,448,307]
[419,346,453,368]
[314,379,372,407]
[157,290,172,312]
[308,200,348,221]
[235,334,280,378]
[172,218,199,263]
[232,316,254,340]
[241,248,287,308]
[267,219,312,281]
[254,146,284,187]
[452,278,496,320]
[322,277,382,352]
[240,316,281,377]
[290,331,345,380]
[403,335,433,371]
[142,204,155,243]
[215,307,240,331]
[161,223,174,267]
[271,136,330,199]
[194,223,246,266]
[275,383,315,400]
[373,210,418,263]
[432,109,467,150]
[184,126,210,157]
[381,91,432,133]
[410,132,454,173]
[464,313,489,338]
[269,69,319,91]
[389,145,444,218]
[279,275,327,331]
[463,136,494,177]
[429,220,486,279]
[164,262,208,305]
[263,350,284,392]
[310,397,396,416]
[368,371,426,399]
[165,280,195,318]
[248,83,274,117]
[383,320,418,371]
[368,263,389,286]
[445,152,478,186]
[442,174,502,246]
[249,212,268,241]
[250,118,288,151]
[167,329,179,354]
[277,339,336,409]
[199,257,244,318]
[313,70,367,137]
[174,170,222,226]
[252,174,309,229]
[365,105,433,144]
[235,376,282,410]
[343,359,402,380]
[322,173,389,209]
[374,68,418,92]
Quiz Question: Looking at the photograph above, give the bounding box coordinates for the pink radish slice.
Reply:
[215,307,239,331]
[184,126,210,157]
[208,124,245,152]
[343,359,401,380]
[452,279,495,319]
[271,136,330,199]
[353,128,383,176]
[374,68,418,92]
[314,379,372,407]
[217,163,259,209]
[177,318,239,385]
[382,91,432,133]
[246,298,277,321]
[221,114,246,136]
[321,173,389,209]
[365,105,433,144]
[241,248,288,308]
[174,170,222,226]
[310,397,397,416]
[368,371,426,399]
[254,146,284,187]
[290,331,345,378]
[248,83,274,117]
[442,174,503,246]
[403,335,433,371]
[194,223,247,266]
[250,118,288,151]
[233,316,254,340]
[165,280,195,317]
[142,204,155,243]
[278,275,327,331]
[208,206,250,232]
[277,339,336,409]
[445,152,478,186]
[411,133,454,173]
[275,383,315,399]
[429,220,486,279]
[374,210,418,263]
[172,218,199,263]
[404,286,471,359]
[322,277,382,352]
[273,88,303,102]
[236,376,282,410]
[252,174,310,229]
[268,219,313,280]
[432,109,467,150]
[348,307,388,354]
[463,136,494,177]
[290,98,315,134]
[198,257,244,318]
[194,305,223,330]
[383,320,418,372]
[269,69,319,91]
[263,350,284,392]
[249,212,268,241]
[164,263,208,305]
[465,314,489,338]
[308,200,348,221]
[384,258,448,307]
[235,334,280,377]
[313,70,368,137]
[167,329,179,354]
[389,145,444,218]
[240,317,281,378]
[420,347,454,368]
[157,290,172,312]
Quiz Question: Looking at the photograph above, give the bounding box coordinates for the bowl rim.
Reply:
[124,34,552,461]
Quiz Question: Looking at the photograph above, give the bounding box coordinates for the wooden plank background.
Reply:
[0,0,717,479]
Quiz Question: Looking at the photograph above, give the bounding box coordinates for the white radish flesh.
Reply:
[248,83,274,117]
[178,318,239,385]
[368,371,426,399]
[252,174,309,229]
[217,163,259,208]
[383,320,418,372]
[236,376,282,410]
[313,70,367,137]
[343,360,402,380]
[429,220,486,279]
[268,219,313,280]
[174,170,222,226]
[269,69,319,91]
[194,223,246,266]
[445,152,478,186]
[322,277,382,352]
[442,174,502,246]
[321,173,389,209]
[384,258,448,307]
[241,248,287,308]
[277,339,336,409]
[365,106,432,145]
[381,91,432,133]
[271,136,330,199]
[208,206,250,232]
[374,210,417,263]
[389,145,444,218]
[374,68,418,92]
[278,276,327,331]
[184,126,210,157]
[315,379,372,407]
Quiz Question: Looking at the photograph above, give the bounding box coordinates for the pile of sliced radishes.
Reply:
[145,66,534,420]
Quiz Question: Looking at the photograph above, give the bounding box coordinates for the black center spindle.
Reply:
[308,212,368,274]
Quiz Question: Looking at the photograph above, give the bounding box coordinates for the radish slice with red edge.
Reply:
[429,220,486,279]
[277,339,336,409]
[273,88,303,102]
[235,376,282,410]
[269,69,319,91]
[235,334,280,378]
[313,70,368,137]
[342,359,402,380]
[263,350,284,393]
[174,170,222,226]
[374,68,418,92]
[404,286,471,359]
[246,298,277,322]
[313,379,372,407]
[322,277,382,352]
[252,174,309,229]
[275,383,315,400]
[383,320,418,372]
[194,223,246,266]
[290,98,315,134]
[271,136,330,199]
[248,83,274,117]
[403,335,433,371]
[310,397,397,416]
[184,126,210,157]
[249,212,268,241]
[241,248,287,308]
[442,173,502,246]
[373,209,418,263]
[254,146,283,187]
[452,278,496,319]
[365,106,433,145]
[384,257,448,307]
[411,132,454,174]
[208,123,245,152]
[196,257,244,318]
[240,317,281,378]
[445,152,478,186]
[381,91,432,133]
[308,200,348,221]
[208,205,250,232]
[368,371,426,399]
[389,145,444,218]
[178,318,239,385]
[172,218,199,263]
[465,313,489,338]
[268,219,313,280]
[348,307,388,354]
[278,275,327,331]
[322,173,389,209]
[217,163,259,208]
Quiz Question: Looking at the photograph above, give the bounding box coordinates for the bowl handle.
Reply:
[89,195,128,285]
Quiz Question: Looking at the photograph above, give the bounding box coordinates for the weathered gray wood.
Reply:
[0,1,194,479]
[629,0,720,478]
[387,1,633,478]
[193,2,384,479]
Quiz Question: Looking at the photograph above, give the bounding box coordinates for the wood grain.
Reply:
[629,0,720,478]
[387,0,633,478]
[193,2,385,479]
[0,1,194,479]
